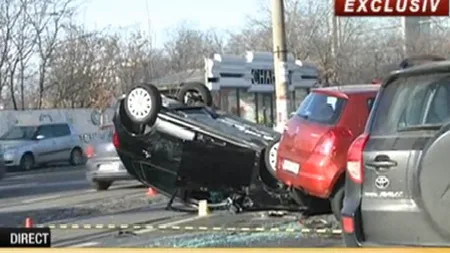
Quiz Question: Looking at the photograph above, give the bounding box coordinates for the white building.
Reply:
[155,51,319,126]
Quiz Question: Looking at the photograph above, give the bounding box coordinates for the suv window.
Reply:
[38,125,55,138]
[53,124,71,137]
[370,73,450,135]
[295,92,346,125]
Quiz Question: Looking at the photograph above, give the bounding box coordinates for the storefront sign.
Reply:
[251,69,292,85]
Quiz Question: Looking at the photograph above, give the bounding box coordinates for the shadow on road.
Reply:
[0,181,145,200]
[0,181,89,199]
[0,201,168,228]
[6,163,80,173]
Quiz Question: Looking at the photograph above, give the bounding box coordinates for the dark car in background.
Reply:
[342,59,450,246]
[85,125,135,191]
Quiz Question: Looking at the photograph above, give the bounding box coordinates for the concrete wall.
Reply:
[0,108,115,144]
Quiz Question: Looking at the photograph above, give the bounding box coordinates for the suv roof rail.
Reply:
[399,55,446,69]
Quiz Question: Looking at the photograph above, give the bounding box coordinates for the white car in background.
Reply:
[0,123,86,171]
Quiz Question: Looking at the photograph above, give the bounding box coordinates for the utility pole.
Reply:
[271,0,289,133]
[329,0,339,85]
[329,0,337,61]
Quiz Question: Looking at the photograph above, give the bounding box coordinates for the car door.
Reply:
[361,73,450,244]
[34,124,58,163]
[51,124,74,161]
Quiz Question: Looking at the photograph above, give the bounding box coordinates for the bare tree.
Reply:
[24,0,75,108]
[163,24,225,73]
[0,0,23,102]
[46,25,118,109]
[4,0,37,110]
[115,30,167,93]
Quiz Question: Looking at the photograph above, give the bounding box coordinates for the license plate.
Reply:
[282,160,299,174]
[98,163,120,172]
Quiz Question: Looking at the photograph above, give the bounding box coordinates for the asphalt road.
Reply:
[0,165,88,201]
[0,165,344,248]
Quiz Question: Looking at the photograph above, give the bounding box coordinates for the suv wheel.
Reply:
[330,185,345,221]
[92,180,112,191]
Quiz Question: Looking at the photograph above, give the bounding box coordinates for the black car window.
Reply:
[370,73,450,135]
[52,124,71,137]
[38,125,55,138]
[295,92,346,125]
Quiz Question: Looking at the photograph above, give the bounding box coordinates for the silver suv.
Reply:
[0,123,85,171]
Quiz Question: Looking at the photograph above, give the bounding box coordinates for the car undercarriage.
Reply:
[112,83,304,213]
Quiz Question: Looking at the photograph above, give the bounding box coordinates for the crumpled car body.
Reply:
[113,83,296,210]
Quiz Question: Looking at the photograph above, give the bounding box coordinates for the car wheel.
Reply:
[70,148,85,166]
[330,185,345,221]
[124,84,162,125]
[91,180,112,191]
[20,153,34,171]
[176,82,213,107]
[264,135,281,177]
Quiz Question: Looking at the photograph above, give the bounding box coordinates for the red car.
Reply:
[275,84,379,219]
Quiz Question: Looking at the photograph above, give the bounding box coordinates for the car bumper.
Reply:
[85,157,134,182]
[275,153,339,198]
[2,155,20,167]
[341,183,365,247]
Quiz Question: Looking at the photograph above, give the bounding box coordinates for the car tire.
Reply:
[124,84,162,126]
[330,185,345,221]
[91,180,112,191]
[20,153,34,171]
[70,148,85,166]
[176,82,213,107]
[264,135,281,177]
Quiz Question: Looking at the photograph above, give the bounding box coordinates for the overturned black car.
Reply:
[112,83,299,211]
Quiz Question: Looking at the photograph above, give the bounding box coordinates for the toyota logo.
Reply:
[375,175,390,190]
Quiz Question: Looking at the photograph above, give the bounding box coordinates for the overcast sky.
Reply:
[77,0,264,48]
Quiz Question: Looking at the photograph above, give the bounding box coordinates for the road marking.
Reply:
[41,223,343,234]
[134,213,220,235]
[22,194,62,204]
[70,241,100,248]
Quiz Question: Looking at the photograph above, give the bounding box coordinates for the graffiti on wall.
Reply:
[39,113,53,123]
